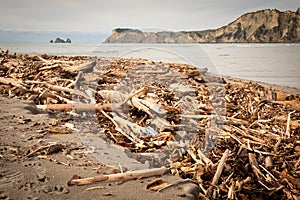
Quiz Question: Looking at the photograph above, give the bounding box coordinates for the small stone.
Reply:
[42,185,53,194]
[37,173,46,182]
[0,194,7,199]
[57,186,64,192]
[181,183,199,200]
[63,188,70,194]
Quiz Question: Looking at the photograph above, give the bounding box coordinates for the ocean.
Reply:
[0,43,299,89]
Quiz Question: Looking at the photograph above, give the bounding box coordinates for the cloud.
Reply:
[0,0,299,33]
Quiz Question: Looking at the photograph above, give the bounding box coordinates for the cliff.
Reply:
[104,8,300,43]
[104,28,196,43]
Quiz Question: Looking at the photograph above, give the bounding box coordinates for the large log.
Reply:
[36,103,112,112]
[68,167,169,186]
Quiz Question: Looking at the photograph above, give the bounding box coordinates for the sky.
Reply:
[0,0,299,42]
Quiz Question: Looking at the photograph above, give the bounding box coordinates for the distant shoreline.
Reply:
[0,43,299,89]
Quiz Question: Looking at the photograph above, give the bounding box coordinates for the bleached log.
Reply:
[69,167,169,186]
[36,103,112,112]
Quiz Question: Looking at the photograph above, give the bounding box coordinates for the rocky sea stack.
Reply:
[50,37,72,43]
[104,7,300,43]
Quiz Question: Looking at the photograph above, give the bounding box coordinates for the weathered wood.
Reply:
[37,103,112,112]
[207,149,230,197]
[0,77,23,88]
[69,167,169,186]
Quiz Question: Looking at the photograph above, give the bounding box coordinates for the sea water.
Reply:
[0,43,299,88]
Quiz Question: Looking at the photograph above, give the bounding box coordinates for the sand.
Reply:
[0,95,199,200]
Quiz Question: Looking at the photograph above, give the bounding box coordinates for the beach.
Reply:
[0,51,299,199]
[1,43,299,89]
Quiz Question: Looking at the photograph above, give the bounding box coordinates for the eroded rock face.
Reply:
[104,8,300,43]
[197,8,300,43]
[104,29,196,43]
[66,38,71,43]
[54,37,66,43]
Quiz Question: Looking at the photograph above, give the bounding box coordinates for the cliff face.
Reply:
[197,8,300,43]
[104,28,196,43]
[104,8,300,43]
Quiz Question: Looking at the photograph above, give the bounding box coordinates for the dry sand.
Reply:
[0,95,199,200]
[0,52,299,199]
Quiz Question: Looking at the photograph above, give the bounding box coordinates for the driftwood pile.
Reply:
[0,50,299,199]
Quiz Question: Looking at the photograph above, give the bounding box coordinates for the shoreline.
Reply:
[1,43,299,89]
[0,52,299,199]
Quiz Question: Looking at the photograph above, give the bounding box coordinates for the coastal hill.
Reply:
[104,7,300,43]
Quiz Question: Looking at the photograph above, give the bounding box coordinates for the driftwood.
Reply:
[1,51,300,199]
[36,103,112,112]
[63,60,96,73]
[68,167,169,186]
[0,77,25,88]
[207,149,230,197]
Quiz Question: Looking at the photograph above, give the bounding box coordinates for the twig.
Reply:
[187,149,204,165]
[236,176,251,191]
[100,110,117,143]
[85,186,106,191]
[157,179,193,192]
[211,149,230,186]
[227,181,235,200]
[249,153,265,181]
[207,149,230,197]
[39,64,59,71]
[274,139,282,155]
[259,164,278,181]
[197,148,213,166]
[265,156,273,169]
[101,111,137,143]
[120,86,147,106]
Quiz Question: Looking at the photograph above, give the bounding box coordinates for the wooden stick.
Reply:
[112,114,141,142]
[259,164,278,182]
[64,60,96,73]
[248,153,265,181]
[0,77,24,88]
[39,64,59,71]
[33,53,76,65]
[197,149,213,166]
[36,103,112,112]
[121,86,147,106]
[211,149,230,186]
[157,179,193,192]
[227,181,235,199]
[69,167,169,186]
[207,149,230,197]
[285,111,296,138]
[274,139,281,154]
[100,110,119,143]
[236,176,251,191]
[265,156,273,169]
[274,101,300,111]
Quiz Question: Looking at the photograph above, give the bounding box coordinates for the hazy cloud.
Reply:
[0,0,299,34]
